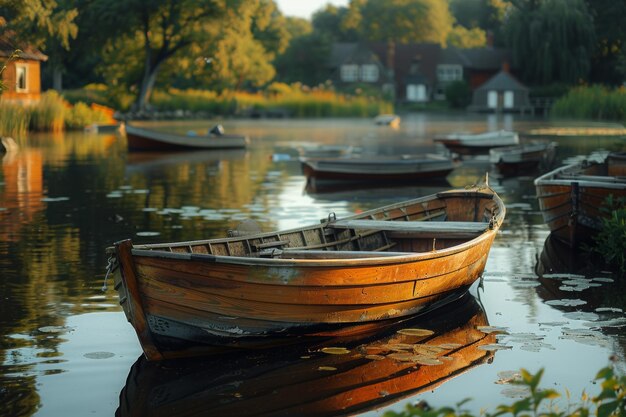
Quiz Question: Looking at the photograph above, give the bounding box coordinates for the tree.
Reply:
[344,0,454,78]
[504,0,595,85]
[584,0,626,85]
[89,0,232,111]
[447,25,487,48]
[274,31,333,86]
[312,4,359,42]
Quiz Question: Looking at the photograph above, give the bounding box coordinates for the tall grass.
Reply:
[29,90,67,132]
[152,83,393,118]
[0,103,30,138]
[0,90,115,134]
[551,85,626,121]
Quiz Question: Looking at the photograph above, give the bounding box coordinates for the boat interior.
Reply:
[129,191,501,260]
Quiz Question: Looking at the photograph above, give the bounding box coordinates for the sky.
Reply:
[274,0,349,20]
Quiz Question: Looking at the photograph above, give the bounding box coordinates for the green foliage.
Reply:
[504,0,595,84]
[346,0,454,46]
[274,31,333,86]
[447,25,487,48]
[384,366,626,417]
[445,81,472,108]
[65,102,109,130]
[150,85,392,118]
[550,86,626,121]
[589,196,626,273]
[449,0,509,33]
[29,90,67,132]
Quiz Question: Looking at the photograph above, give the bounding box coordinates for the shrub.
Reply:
[589,196,626,273]
[445,81,472,109]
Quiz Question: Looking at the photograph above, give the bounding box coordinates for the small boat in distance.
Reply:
[490,141,557,176]
[434,130,519,155]
[300,153,456,182]
[534,152,626,247]
[106,183,505,360]
[374,114,401,128]
[124,123,249,151]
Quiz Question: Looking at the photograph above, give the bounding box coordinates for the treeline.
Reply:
[1,0,625,115]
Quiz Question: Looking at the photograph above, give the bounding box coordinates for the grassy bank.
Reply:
[551,85,626,121]
[64,82,394,118]
[152,83,393,118]
[0,90,111,137]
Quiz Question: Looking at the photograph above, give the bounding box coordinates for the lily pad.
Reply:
[397,328,434,336]
[321,347,350,355]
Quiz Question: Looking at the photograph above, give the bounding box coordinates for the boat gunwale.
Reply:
[534,160,626,190]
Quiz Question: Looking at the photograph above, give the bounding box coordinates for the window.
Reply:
[16,65,27,92]
[407,84,427,102]
[504,91,514,108]
[436,65,463,82]
[487,91,498,108]
[340,64,359,82]
[360,64,379,82]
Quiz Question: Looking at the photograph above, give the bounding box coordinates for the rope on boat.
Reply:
[102,255,118,292]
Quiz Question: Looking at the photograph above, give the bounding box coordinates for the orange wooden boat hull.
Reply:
[116,293,496,417]
[109,186,505,360]
[534,153,626,247]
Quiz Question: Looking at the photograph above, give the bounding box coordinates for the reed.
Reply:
[551,85,626,121]
[0,102,30,138]
[65,102,109,130]
[152,84,393,117]
[29,90,67,132]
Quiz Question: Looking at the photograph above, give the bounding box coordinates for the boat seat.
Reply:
[559,174,626,183]
[328,220,487,239]
[251,240,290,251]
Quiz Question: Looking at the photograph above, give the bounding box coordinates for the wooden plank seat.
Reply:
[328,220,487,239]
[274,250,413,259]
[558,174,626,183]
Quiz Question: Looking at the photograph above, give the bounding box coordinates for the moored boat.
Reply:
[124,123,249,151]
[434,130,519,155]
[300,154,456,182]
[534,152,626,247]
[106,183,505,361]
[116,293,496,417]
[374,113,401,128]
[489,141,557,176]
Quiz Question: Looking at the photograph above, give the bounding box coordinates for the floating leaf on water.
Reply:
[397,328,434,337]
[592,277,614,283]
[438,355,454,361]
[413,344,446,355]
[318,366,337,371]
[496,370,521,384]
[411,355,443,366]
[437,343,463,350]
[136,231,160,237]
[538,321,569,327]
[542,273,585,280]
[562,311,598,321]
[386,343,414,351]
[321,347,350,355]
[38,326,73,334]
[300,355,311,359]
[595,307,622,313]
[387,352,414,361]
[84,351,115,359]
[501,386,531,398]
[365,354,385,361]
[41,196,70,202]
[141,208,158,212]
[477,325,509,334]
[477,344,512,351]
[545,299,587,307]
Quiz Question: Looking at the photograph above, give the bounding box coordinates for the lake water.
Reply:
[1,113,625,416]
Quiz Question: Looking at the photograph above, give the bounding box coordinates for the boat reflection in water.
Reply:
[116,293,495,417]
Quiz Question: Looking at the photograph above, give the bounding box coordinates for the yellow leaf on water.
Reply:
[321,347,350,355]
[318,366,337,371]
[365,354,385,361]
[397,328,434,336]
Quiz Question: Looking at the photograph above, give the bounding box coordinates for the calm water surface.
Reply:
[1,114,625,416]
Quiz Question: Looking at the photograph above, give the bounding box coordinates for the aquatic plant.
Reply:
[384,365,626,417]
[29,90,67,132]
[551,86,626,121]
[589,196,626,273]
[0,102,30,138]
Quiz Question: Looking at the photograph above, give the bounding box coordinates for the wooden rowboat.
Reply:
[300,154,456,181]
[116,293,495,417]
[106,183,505,361]
[124,123,249,151]
[489,141,557,176]
[434,130,519,155]
[534,152,626,247]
